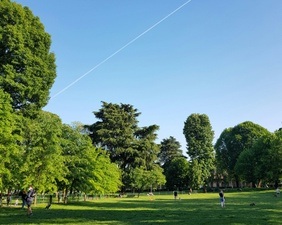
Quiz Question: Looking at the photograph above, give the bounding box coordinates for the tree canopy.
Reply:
[158,136,183,166]
[0,89,17,190]
[215,121,270,187]
[183,113,215,189]
[164,157,189,190]
[18,111,65,192]
[88,101,164,190]
[59,123,121,195]
[235,131,282,188]
[0,0,56,114]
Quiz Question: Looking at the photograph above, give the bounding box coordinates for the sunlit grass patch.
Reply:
[0,190,281,225]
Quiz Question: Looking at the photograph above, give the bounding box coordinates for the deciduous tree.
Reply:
[215,121,270,187]
[235,131,282,188]
[0,89,17,190]
[0,0,56,114]
[59,123,121,195]
[164,157,189,190]
[183,113,215,188]
[19,111,65,192]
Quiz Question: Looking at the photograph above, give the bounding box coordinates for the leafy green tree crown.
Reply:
[183,113,215,188]
[0,0,56,114]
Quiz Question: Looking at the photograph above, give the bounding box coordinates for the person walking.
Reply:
[219,190,225,207]
[26,185,35,216]
[6,192,11,206]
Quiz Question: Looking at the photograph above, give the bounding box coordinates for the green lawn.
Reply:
[0,190,281,225]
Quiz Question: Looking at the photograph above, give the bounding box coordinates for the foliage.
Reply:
[164,157,189,190]
[129,165,165,194]
[183,113,215,189]
[188,159,203,190]
[158,136,183,166]
[0,89,17,190]
[272,130,282,185]
[0,0,56,114]
[133,125,160,169]
[88,101,162,190]
[235,131,282,187]
[18,111,66,192]
[59,123,121,195]
[215,121,270,187]
[234,148,257,186]
[90,150,122,194]
[89,102,140,169]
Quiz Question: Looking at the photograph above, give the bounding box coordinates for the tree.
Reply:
[0,0,56,114]
[18,111,66,192]
[235,131,282,188]
[126,125,165,192]
[134,125,160,170]
[90,150,122,194]
[272,130,282,187]
[59,123,121,196]
[158,136,186,191]
[88,102,162,190]
[215,121,270,187]
[214,128,232,185]
[189,159,203,190]
[158,136,183,166]
[88,101,140,170]
[129,165,165,196]
[183,113,215,189]
[234,148,257,187]
[0,89,17,191]
[164,157,189,190]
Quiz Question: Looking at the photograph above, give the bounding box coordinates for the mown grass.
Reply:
[0,190,281,225]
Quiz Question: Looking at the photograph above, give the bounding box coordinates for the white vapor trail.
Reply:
[51,0,192,99]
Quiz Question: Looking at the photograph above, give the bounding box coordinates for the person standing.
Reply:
[26,185,35,216]
[6,192,11,206]
[219,190,225,207]
[45,194,52,209]
[19,189,27,209]
[173,190,178,200]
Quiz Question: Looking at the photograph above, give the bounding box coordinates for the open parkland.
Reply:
[0,189,281,225]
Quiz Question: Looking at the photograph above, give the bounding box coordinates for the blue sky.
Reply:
[14,0,282,153]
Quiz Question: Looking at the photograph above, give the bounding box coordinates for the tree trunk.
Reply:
[257,180,262,188]
[235,175,240,188]
[63,189,68,204]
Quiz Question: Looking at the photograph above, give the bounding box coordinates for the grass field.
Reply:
[0,190,281,225]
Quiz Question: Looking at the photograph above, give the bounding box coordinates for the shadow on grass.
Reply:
[0,191,281,225]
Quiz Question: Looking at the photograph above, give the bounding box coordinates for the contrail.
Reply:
[51,0,192,99]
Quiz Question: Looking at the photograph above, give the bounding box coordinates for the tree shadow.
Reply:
[0,192,281,225]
